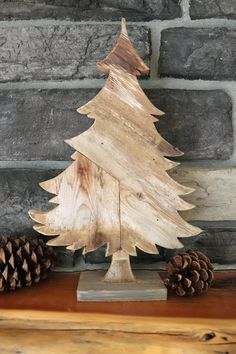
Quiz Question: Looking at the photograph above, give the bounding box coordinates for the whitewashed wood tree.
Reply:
[29,19,201,283]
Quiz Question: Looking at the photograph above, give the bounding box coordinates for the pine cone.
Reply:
[0,235,55,292]
[164,250,214,296]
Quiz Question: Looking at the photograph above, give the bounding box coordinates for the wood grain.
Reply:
[0,329,234,354]
[68,65,201,255]
[29,152,120,255]
[0,310,235,354]
[77,270,167,301]
[97,18,150,76]
[29,18,201,283]
[1,271,236,353]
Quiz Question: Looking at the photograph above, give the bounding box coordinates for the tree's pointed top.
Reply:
[121,17,128,36]
[97,18,150,76]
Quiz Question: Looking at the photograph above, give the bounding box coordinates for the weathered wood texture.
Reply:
[0,0,181,21]
[0,310,235,354]
[1,166,236,265]
[0,166,235,230]
[29,20,201,285]
[0,329,232,354]
[30,152,121,255]
[0,89,232,160]
[0,24,150,82]
[159,28,236,80]
[77,270,167,301]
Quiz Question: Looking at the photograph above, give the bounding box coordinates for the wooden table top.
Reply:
[0,270,235,319]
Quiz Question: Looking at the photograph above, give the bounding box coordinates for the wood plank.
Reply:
[0,166,234,243]
[29,152,121,255]
[67,68,201,254]
[0,272,235,319]
[171,165,236,221]
[0,329,234,354]
[0,165,234,243]
[0,308,235,331]
[28,20,201,284]
[0,311,235,354]
[77,270,167,301]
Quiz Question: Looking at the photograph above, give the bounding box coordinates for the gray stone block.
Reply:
[152,89,233,160]
[0,169,72,269]
[164,228,236,264]
[0,24,150,82]
[0,168,61,234]
[55,247,75,268]
[0,89,232,160]
[0,1,181,21]
[190,0,236,19]
[159,28,236,80]
[0,89,94,160]
[0,168,76,268]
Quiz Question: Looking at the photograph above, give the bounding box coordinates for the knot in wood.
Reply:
[137,192,144,200]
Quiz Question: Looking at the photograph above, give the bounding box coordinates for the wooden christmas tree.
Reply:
[29,19,201,285]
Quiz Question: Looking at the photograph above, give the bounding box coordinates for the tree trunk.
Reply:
[104,250,136,283]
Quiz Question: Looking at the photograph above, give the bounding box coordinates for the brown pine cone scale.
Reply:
[0,235,56,292]
[165,250,214,297]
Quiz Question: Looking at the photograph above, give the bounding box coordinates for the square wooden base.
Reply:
[77,270,167,302]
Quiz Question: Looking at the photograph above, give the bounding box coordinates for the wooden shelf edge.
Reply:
[0,310,235,353]
[0,309,235,331]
